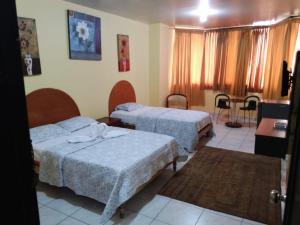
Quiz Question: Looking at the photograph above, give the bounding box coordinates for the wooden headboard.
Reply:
[26,88,80,128]
[108,80,136,115]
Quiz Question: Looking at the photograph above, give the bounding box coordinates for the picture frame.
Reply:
[67,10,101,60]
[117,34,130,72]
[18,17,42,76]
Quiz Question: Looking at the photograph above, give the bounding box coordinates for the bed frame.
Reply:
[109,80,213,140]
[26,88,177,217]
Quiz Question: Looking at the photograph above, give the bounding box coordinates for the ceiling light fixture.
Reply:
[190,0,218,23]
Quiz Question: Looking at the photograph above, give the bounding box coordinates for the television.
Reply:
[281,60,291,97]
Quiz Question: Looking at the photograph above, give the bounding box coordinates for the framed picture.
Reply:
[18,17,42,76]
[67,10,101,60]
[117,34,130,72]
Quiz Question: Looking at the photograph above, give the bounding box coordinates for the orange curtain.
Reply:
[246,28,269,92]
[170,30,206,106]
[170,19,300,105]
[263,20,300,99]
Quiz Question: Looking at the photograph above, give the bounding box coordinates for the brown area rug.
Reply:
[159,146,282,225]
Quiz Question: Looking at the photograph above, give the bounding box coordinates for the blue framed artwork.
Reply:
[67,10,101,60]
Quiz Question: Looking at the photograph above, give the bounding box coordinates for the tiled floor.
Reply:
[37,116,267,225]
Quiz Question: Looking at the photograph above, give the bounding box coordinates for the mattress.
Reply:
[111,106,211,131]
[111,106,212,151]
[31,124,178,223]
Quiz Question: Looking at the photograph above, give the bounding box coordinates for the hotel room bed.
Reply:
[109,80,213,152]
[26,88,181,223]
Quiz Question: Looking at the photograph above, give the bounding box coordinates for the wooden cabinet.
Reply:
[96,117,122,127]
[255,118,288,158]
[97,117,135,129]
[257,100,290,127]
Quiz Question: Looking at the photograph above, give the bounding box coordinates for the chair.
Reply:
[239,95,260,127]
[166,93,188,109]
[214,94,231,123]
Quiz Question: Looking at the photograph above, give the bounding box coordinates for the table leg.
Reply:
[225,102,242,128]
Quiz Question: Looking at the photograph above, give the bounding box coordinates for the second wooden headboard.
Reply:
[26,88,80,128]
[108,80,136,115]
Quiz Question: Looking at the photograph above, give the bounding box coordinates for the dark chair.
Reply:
[214,94,231,123]
[166,93,188,109]
[239,95,260,127]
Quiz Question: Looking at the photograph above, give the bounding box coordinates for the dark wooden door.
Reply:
[1,1,40,224]
[283,51,300,225]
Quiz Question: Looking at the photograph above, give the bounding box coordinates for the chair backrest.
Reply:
[248,100,257,110]
[215,93,230,108]
[166,93,188,109]
[244,95,260,110]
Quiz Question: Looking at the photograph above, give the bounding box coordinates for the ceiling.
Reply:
[66,0,300,29]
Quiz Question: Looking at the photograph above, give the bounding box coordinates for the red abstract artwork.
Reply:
[117,34,130,72]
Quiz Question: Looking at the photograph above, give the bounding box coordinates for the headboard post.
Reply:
[108,80,136,115]
[26,88,80,128]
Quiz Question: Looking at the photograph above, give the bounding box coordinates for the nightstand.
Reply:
[96,117,122,127]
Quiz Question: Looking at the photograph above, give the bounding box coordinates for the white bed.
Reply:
[26,88,181,224]
[31,122,178,223]
[111,105,212,151]
[108,81,213,152]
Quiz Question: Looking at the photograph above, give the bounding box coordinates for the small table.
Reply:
[96,117,122,127]
[225,97,244,128]
[255,118,288,158]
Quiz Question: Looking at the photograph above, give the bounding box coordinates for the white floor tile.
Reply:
[242,219,266,225]
[204,209,242,222]
[196,210,241,225]
[70,203,104,225]
[150,220,169,225]
[126,193,170,218]
[105,212,153,225]
[156,199,204,225]
[58,217,87,225]
[36,190,57,205]
[39,207,67,225]
[47,198,80,216]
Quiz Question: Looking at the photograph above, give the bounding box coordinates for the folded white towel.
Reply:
[89,122,108,139]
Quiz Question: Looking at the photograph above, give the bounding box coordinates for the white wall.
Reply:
[149,23,174,106]
[16,0,149,119]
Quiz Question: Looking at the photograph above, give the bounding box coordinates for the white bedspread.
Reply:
[33,125,178,224]
[111,106,212,151]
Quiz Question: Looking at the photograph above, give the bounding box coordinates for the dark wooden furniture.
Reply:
[166,93,188,109]
[97,117,122,127]
[108,80,136,115]
[255,118,288,158]
[97,117,135,129]
[257,99,290,127]
[26,88,80,128]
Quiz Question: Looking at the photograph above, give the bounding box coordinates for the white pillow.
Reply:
[115,102,144,111]
[56,116,96,132]
[30,124,71,144]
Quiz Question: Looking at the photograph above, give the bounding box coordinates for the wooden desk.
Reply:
[257,100,290,127]
[255,118,288,158]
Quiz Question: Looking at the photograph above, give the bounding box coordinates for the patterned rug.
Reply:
[159,146,281,225]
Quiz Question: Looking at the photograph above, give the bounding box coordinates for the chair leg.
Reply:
[248,111,251,127]
[216,108,221,124]
[243,110,245,124]
[213,106,216,120]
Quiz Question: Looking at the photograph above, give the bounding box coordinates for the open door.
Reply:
[1,0,40,224]
[270,51,300,225]
[282,51,300,225]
